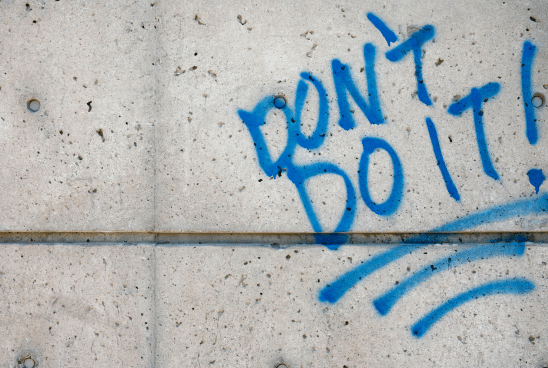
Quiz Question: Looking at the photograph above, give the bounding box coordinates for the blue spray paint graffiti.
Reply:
[367,12,398,46]
[358,137,404,216]
[447,82,501,180]
[319,193,547,304]
[332,43,384,130]
[521,41,538,145]
[238,13,542,243]
[318,194,545,336]
[425,117,460,201]
[411,279,535,338]
[527,169,546,194]
[238,12,544,337]
[372,243,525,316]
[238,72,358,249]
[385,25,435,106]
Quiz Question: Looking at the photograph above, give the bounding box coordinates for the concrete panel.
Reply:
[0,0,546,234]
[0,1,157,231]
[0,1,547,366]
[155,244,548,367]
[0,244,155,367]
[155,0,548,234]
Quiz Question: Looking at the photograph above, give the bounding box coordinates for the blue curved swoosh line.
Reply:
[432,192,548,232]
[319,243,422,303]
[319,193,548,304]
[411,279,535,338]
[373,243,525,316]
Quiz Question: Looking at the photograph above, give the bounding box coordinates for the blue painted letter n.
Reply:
[332,43,384,130]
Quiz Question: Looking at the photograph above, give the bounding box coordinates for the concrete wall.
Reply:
[0,0,547,367]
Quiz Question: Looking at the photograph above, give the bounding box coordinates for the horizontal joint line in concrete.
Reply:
[0,232,546,245]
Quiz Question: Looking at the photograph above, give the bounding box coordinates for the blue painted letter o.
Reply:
[358,137,404,216]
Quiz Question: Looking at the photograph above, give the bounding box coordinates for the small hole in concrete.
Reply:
[27,99,40,112]
[532,93,544,108]
[16,353,37,368]
[275,364,289,368]
[273,95,286,109]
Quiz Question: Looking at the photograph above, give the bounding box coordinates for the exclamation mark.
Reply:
[521,41,544,144]
[522,41,545,193]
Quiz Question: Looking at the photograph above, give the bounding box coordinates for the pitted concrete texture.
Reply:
[0,244,155,368]
[0,243,547,367]
[0,1,157,231]
[0,1,546,233]
[1,0,548,367]
[155,244,548,367]
[154,0,548,233]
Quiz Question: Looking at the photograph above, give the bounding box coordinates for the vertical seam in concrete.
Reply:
[149,88,158,233]
[150,3,162,366]
[153,124,157,234]
[151,2,162,235]
[151,245,158,367]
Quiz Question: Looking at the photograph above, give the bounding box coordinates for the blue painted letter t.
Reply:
[386,25,435,106]
[448,82,501,180]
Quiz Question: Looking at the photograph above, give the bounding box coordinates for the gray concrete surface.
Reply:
[0,243,546,367]
[155,244,548,367]
[0,0,545,233]
[155,0,548,233]
[0,0,547,367]
[0,0,157,231]
[0,244,155,367]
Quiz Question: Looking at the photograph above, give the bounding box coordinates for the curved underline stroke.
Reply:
[373,243,525,316]
[411,279,535,338]
[319,243,423,303]
[432,192,548,232]
[319,193,547,304]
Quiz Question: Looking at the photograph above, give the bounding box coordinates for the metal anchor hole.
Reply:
[273,95,286,109]
[16,353,37,368]
[27,99,40,112]
[532,93,544,108]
